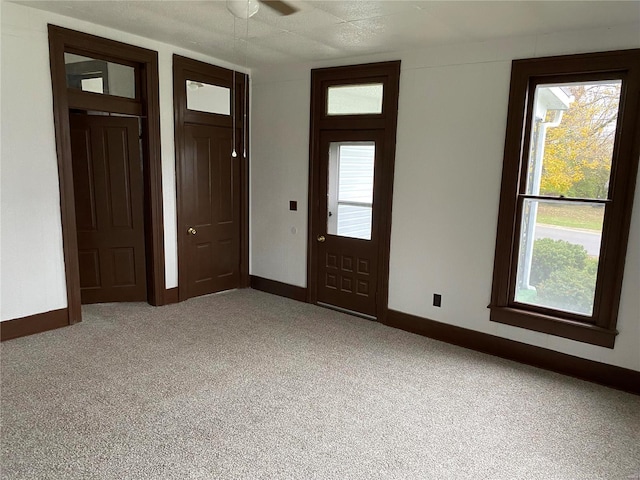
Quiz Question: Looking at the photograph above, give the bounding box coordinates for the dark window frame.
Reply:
[489,49,640,348]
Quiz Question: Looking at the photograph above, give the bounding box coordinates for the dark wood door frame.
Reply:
[173,55,250,302]
[48,25,166,325]
[307,61,401,322]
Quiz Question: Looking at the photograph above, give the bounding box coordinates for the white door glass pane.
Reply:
[515,199,604,316]
[64,53,136,99]
[186,80,231,115]
[336,205,372,240]
[327,84,383,115]
[337,144,375,203]
[327,141,375,240]
[525,81,621,200]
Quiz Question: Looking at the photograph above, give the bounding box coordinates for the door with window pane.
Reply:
[309,61,400,320]
[316,130,383,317]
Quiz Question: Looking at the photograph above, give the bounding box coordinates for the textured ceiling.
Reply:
[16,1,640,67]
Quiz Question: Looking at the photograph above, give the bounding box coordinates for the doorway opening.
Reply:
[308,61,401,321]
[48,26,166,325]
[173,56,249,302]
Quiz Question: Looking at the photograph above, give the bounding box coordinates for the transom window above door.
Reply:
[64,53,136,99]
[327,83,384,115]
[186,80,231,116]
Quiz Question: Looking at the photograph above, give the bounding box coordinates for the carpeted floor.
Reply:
[1,289,639,479]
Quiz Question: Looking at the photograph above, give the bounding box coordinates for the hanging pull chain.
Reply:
[232,68,237,158]
[243,12,249,159]
[243,74,248,158]
[231,16,238,158]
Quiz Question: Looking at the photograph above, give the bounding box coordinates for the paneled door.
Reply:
[174,55,248,301]
[69,113,147,303]
[315,130,384,317]
[182,124,240,298]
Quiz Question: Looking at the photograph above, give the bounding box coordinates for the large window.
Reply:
[490,49,640,348]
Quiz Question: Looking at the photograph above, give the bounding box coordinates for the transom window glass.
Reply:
[186,80,231,115]
[64,53,136,99]
[327,84,383,115]
[327,142,375,240]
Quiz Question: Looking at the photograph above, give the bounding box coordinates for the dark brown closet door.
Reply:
[181,124,240,299]
[70,113,147,303]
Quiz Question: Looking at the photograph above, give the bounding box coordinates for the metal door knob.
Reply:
[317,235,326,242]
[187,227,197,235]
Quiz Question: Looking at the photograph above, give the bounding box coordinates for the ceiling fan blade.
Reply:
[260,0,299,16]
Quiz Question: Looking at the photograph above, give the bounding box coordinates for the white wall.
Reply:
[0,1,246,321]
[251,77,310,286]
[250,23,640,371]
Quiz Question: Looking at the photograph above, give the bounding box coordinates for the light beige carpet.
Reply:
[1,289,639,479]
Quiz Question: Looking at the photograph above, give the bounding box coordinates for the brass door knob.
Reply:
[317,235,326,242]
[187,227,197,235]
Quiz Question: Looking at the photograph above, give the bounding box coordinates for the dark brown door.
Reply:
[69,113,147,304]
[181,124,240,299]
[309,62,400,321]
[174,55,248,302]
[315,130,384,317]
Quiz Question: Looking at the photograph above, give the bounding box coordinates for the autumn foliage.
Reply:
[539,83,621,200]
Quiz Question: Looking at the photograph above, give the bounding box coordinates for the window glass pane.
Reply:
[327,142,375,240]
[186,80,231,115]
[515,199,604,316]
[65,53,136,99]
[336,205,372,240]
[526,81,621,200]
[327,84,383,115]
[337,144,375,204]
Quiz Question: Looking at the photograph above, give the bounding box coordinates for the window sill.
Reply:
[489,306,617,348]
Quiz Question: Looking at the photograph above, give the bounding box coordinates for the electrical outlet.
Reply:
[433,294,442,307]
